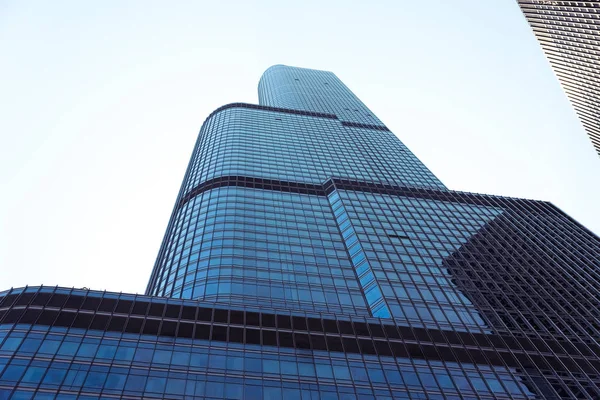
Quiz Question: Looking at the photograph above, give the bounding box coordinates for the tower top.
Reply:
[258,64,383,125]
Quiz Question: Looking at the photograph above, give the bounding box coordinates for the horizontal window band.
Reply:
[206,102,339,121]
[341,121,390,131]
[1,301,598,375]
[178,176,326,207]
[177,175,557,217]
[388,234,410,240]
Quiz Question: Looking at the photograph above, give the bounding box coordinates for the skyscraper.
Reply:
[517,0,600,156]
[1,65,600,399]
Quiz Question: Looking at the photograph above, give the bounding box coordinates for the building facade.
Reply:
[1,65,600,398]
[517,0,600,156]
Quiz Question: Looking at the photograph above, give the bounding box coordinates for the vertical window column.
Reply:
[327,191,391,318]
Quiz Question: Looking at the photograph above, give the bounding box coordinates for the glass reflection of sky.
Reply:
[334,190,503,333]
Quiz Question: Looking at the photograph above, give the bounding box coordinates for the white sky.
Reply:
[1,1,599,295]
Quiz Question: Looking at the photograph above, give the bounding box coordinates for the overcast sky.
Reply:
[1,1,599,295]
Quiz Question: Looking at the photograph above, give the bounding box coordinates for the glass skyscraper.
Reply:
[1,65,600,399]
[517,0,600,156]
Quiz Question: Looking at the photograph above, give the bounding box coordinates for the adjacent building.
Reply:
[1,65,599,399]
[517,0,600,156]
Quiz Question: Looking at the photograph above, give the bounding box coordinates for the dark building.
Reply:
[1,65,600,399]
[517,0,600,156]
